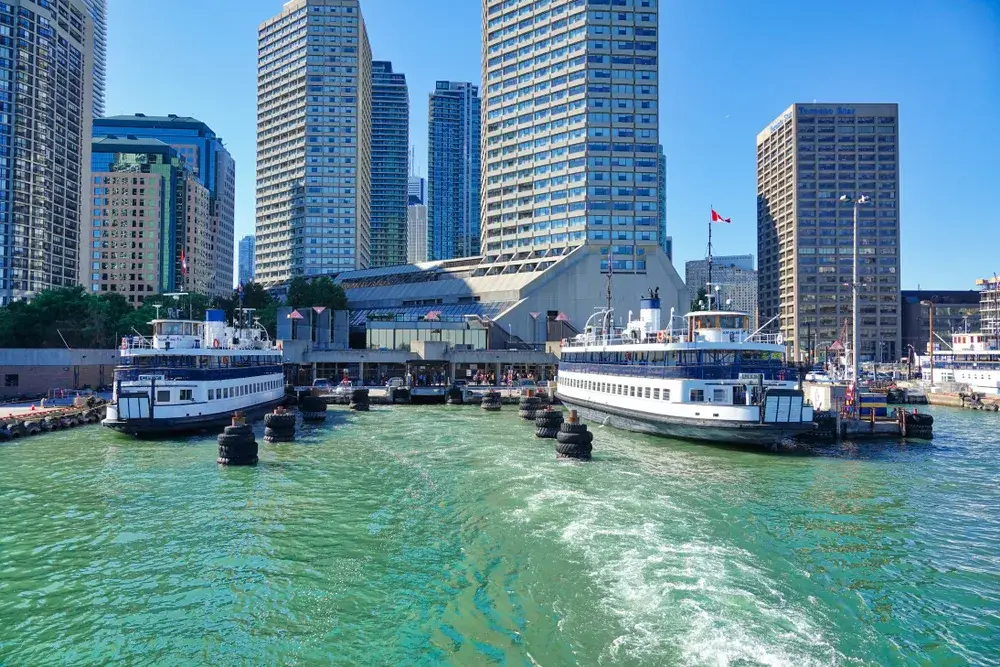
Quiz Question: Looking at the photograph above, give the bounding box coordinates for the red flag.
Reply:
[711,209,731,223]
[180,249,188,276]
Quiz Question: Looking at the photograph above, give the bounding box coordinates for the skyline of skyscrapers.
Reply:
[0,0,93,305]
[93,114,236,297]
[370,60,409,268]
[427,80,481,261]
[478,0,666,277]
[238,235,256,285]
[255,0,373,284]
[757,103,901,361]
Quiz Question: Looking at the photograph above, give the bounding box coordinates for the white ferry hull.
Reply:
[103,396,286,436]
[557,393,815,447]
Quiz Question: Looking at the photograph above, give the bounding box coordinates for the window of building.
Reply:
[4,374,17,387]
[690,389,705,402]
[157,390,170,403]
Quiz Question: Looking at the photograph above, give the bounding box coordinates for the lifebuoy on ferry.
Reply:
[213,338,221,349]
[656,331,666,343]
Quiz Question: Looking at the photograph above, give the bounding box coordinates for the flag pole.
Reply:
[707,206,713,307]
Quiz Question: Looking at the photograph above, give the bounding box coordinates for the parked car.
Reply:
[386,377,405,388]
[312,378,333,391]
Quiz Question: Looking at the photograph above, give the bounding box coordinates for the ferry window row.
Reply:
[128,355,281,369]
[561,376,671,401]
[561,350,782,365]
[206,379,283,401]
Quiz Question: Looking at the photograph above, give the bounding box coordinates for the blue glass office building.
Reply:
[428,81,481,261]
[92,114,236,295]
[370,61,409,268]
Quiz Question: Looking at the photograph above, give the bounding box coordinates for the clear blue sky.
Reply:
[106,0,999,289]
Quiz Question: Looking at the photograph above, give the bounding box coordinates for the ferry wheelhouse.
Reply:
[555,295,814,446]
[103,309,285,436]
[932,332,1000,395]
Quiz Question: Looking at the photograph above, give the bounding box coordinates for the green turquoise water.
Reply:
[1,406,998,666]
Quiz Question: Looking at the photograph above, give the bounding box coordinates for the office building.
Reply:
[428,81,480,260]
[685,255,758,327]
[93,114,236,297]
[408,175,426,206]
[238,235,256,285]
[84,0,107,117]
[977,276,1000,337]
[370,61,409,268]
[88,137,189,302]
[901,290,979,358]
[407,205,428,264]
[479,0,674,283]
[256,0,373,284]
[757,103,901,361]
[0,0,94,304]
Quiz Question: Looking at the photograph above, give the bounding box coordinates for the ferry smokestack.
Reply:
[640,289,661,332]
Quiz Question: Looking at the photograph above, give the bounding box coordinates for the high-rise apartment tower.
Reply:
[256,0,373,283]
[428,81,480,261]
[370,60,409,268]
[83,0,107,117]
[479,0,664,277]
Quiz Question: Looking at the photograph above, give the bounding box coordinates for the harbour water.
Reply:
[1,406,998,665]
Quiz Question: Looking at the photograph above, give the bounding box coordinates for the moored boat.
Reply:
[555,292,814,447]
[103,309,285,436]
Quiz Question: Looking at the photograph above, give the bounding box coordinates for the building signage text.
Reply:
[798,106,855,116]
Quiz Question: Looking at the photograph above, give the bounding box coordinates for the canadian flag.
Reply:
[711,209,731,223]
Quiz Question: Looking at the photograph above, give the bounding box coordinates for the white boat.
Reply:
[555,293,814,447]
[103,309,285,436]
[931,332,1000,395]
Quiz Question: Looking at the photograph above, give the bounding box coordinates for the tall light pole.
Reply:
[841,194,870,386]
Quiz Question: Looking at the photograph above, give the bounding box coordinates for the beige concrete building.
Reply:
[184,178,213,296]
[256,0,373,284]
[757,103,901,362]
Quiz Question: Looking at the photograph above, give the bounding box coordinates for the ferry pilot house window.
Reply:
[690,389,705,403]
[157,390,170,403]
[180,390,193,401]
[713,388,726,402]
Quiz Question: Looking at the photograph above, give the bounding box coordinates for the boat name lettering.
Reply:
[138,374,165,381]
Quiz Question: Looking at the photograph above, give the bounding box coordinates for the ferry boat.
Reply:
[103,309,285,436]
[931,332,1000,395]
[555,294,815,447]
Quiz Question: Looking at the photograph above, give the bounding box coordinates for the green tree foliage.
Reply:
[285,275,347,311]
[690,287,708,312]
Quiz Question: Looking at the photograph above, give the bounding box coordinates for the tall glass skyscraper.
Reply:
[757,103,901,361]
[0,0,93,304]
[427,81,480,261]
[238,235,256,285]
[93,114,237,297]
[370,60,409,268]
[256,0,373,284]
[479,0,663,277]
[657,145,667,258]
[83,0,107,117]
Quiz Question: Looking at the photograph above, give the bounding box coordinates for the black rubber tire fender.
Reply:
[559,422,589,434]
[218,433,254,447]
[556,430,594,445]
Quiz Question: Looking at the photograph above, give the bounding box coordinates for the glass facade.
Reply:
[657,145,667,257]
[238,234,255,285]
[757,103,901,360]
[366,325,486,351]
[92,115,236,296]
[256,0,373,283]
[0,0,93,305]
[480,0,661,276]
[428,81,481,261]
[370,60,409,268]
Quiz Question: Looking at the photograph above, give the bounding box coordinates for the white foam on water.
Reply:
[537,489,847,666]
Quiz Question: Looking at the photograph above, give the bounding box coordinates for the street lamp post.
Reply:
[840,194,871,386]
